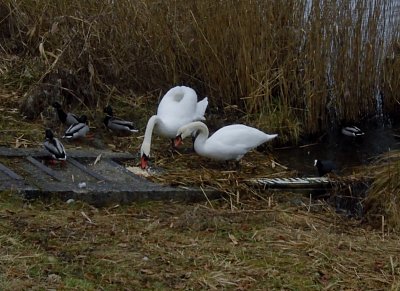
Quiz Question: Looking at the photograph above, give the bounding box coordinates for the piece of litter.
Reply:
[78,182,87,188]
[94,153,102,165]
[66,199,75,204]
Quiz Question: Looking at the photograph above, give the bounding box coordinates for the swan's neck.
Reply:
[141,115,161,156]
[193,122,209,154]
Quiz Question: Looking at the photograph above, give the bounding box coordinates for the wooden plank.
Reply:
[0,147,135,160]
[26,156,63,181]
[0,147,221,206]
[67,157,108,181]
[0,162,23,180]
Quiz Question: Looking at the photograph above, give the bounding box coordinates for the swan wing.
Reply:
[207,125,276,150]
[197,125,276,160]
[157,86,198,120]
[194,97,208,121]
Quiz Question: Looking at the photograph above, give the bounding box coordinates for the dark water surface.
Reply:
[275,126,400,177]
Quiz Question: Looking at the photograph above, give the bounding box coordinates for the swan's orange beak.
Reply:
[174,135,183,148]
[140,154,148,169]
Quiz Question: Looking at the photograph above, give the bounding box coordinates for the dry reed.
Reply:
[363,150,400,230]
[1,0,399,142]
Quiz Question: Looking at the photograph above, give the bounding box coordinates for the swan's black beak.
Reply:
[174,135,183,148]
[140,154,149,169]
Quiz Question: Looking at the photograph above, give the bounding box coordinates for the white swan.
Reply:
[175,121,278,162]
[140,86,208,168]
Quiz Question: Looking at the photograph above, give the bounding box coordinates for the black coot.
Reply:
[314,159,337,177]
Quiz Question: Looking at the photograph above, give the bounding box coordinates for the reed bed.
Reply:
[363,150,400,230]
[1,0,399,142]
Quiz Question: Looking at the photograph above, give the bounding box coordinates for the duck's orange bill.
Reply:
[174,136,183,148]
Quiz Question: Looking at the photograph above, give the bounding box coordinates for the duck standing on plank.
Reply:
[43,128,67,162]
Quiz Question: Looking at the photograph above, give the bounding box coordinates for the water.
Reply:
[275,125,400,177]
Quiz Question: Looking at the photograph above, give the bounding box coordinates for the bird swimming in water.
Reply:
[341,126,365,137]
[314,159,337,177]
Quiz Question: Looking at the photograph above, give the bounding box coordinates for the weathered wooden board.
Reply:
[0,147,220,206]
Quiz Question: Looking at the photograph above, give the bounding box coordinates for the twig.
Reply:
[200,186,214,209]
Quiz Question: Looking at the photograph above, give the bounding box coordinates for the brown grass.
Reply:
[1,0,399,142]
[1,81,400,289]
[363,150,400,230]
[1,191,400,290]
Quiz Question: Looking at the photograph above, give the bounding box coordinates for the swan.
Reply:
[174,121,278,162]
[43,129,67,161]
[140,86,208,168]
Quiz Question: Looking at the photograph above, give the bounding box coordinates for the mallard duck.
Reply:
[140,86,208,169]
[63,115,90,140]
[43,128,67,161]
[103,105,138,134]
[52,101,81,125]
[314,159,336,177]
[174,121,278,162]
[341,126,365,137]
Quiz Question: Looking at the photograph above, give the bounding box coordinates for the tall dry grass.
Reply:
[364,150,400,230]
[1,0,399,141]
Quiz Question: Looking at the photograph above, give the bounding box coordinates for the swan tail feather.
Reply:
[195,97,208,120]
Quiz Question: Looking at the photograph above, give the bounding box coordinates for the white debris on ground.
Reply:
[126,166,151,177]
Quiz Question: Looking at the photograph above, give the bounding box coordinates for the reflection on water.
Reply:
[275,126,400,177]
